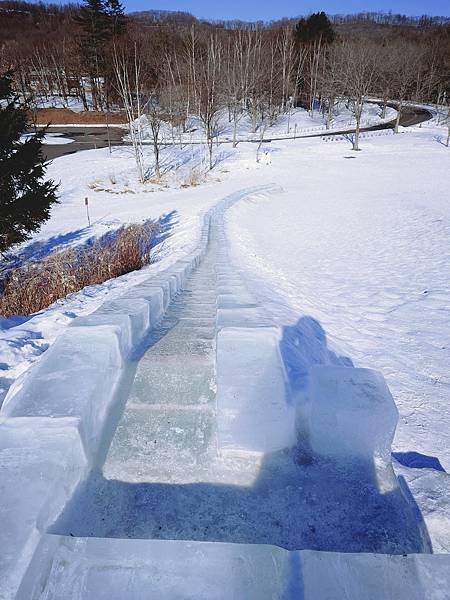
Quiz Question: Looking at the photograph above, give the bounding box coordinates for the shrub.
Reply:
[0,221,159,317]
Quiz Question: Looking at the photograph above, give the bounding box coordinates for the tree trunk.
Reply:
[326,99,334,129]
[394,100,402,133]
[153,141,160,179]
[208,136,213,170]
[354,105,361,150]
[232,114,238,148]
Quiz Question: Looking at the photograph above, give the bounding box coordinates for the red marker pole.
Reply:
[85,197,91,227]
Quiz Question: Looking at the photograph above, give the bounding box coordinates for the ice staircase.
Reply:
[18,536,450,600]
[1,187,449,599]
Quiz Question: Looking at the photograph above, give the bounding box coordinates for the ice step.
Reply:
[103,406,214,482]
[20,535,450,600]
[216,327,296,455]
[130,355,215,406]
[0,419,86,600]
[306,366,398,464]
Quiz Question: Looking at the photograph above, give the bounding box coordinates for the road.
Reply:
[38,103,433,161]
[40,126,126,161]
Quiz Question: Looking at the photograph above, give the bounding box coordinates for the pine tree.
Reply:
[75,0,126,109]
[0,72,58,254]
[295,12,336,45]
[75,0,110,110]
[106,0,126,36]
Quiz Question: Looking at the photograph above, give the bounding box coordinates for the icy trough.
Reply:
[1,185,449,599]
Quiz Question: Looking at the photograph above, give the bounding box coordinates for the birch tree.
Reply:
[341,41,378,150]
[194,33,224,170]
[112,43,146,182]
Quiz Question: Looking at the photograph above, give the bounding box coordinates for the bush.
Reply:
[0,221,159,317]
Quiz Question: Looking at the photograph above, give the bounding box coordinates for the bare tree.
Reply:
[389,41,426,133]
[341,41,378,150]
[318,44,343,129]
[224,31,249,147]
[146,96,164,180]
[192,33,224,170]
[112,42,146,182]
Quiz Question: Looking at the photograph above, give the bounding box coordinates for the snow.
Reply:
[29,93,97,113]
[132,101,398,144]
[20,132,74,144]
[0,103,449,594]
[226,116,450,552]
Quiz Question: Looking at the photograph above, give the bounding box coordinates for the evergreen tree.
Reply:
[295,12,336,45]
[0,71,58,254]
[75,0,126,109]
[76,0,111,53]
[75,0,110,109]
[106,0,126,36]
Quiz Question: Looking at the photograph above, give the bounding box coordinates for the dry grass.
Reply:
[181,166,205,188]
[0,221,159,317]
[88,179,136,194]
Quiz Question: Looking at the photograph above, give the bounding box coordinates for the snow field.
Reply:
[226,118,450,553]
[0,104,449,597]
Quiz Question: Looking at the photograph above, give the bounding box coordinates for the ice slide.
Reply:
[1,187,449,599]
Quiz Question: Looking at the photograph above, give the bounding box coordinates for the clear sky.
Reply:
[123,0,450,19]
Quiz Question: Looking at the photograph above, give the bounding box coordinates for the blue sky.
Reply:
[123,0,450,19]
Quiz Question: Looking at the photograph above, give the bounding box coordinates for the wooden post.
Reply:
[85,197,91,227]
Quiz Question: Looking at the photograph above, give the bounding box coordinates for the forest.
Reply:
[0,1,449,174]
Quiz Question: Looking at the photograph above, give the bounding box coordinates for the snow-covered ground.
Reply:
[30,93,93,112]
[134,101,397,144]
[226,121,450,552]
[1,104,449,554]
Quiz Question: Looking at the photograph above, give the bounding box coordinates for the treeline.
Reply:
[0,0,449,124]
[329,12,449,26]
